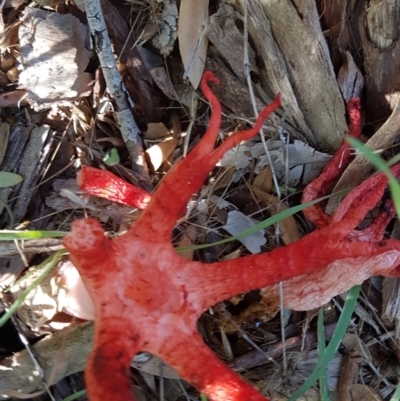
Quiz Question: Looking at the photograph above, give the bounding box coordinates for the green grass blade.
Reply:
[288,285,361,401]
[176,189,349,252]
[390,381,400,401]
[0,250,65,328]
[346,136,400,218]
[0,196,14,228]
[0,230,68,240]
[318,308,330,401]
[61,390,87,401]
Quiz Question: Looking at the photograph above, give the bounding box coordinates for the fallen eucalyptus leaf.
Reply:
[0,171,22,188]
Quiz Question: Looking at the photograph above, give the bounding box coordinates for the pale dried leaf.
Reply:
[58,261,95,321]
[223,210,266,254]
[178,0,208,88]
[219,140,331,185]
[146,138,178,171]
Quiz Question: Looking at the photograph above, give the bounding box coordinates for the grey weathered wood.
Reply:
[236,0,348,152]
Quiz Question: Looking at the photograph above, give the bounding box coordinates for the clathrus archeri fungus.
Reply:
[64,72,400,401]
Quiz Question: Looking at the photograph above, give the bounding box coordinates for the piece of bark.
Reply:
[0,125,53,225]
[0,239,63,258]
[316,0,360,69]
[206,54,308,142]
[237,0,314,147]
[0,90,29,107]
[205,57,270,120]
[83,0,151,181]
[99,0,165,123]
[360,0,400,123]
[204,56,309,144]
[207,4,256,83]
[237,0,347,152]
[18,8,92,110]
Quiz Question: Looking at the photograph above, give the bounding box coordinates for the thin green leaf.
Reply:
[0,171,23,188]
[0,250,65,328]
[176,189,349,252]
[0,230,68,240]
[288,285,361,401]
[346,136,400,218]
[103,147,120,166]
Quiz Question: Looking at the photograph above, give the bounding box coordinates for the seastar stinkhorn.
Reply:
[63,72,400,401]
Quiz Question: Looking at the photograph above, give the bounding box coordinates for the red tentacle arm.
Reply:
[133,89,280,243]
[78,166,151,209]
[190,229,400,312]
[302,97,362,228]
[85,323,144,401]
[151,330,267,401]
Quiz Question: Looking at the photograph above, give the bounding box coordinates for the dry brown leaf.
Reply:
[96,137,125,147]
[0,20,21,54]
[211,166,236,191]
[251,186,300,245]
[349,384,383,401]
[253,166,272,193]
[176,225,197,261]
[145,122,170,140]
[34,0,64,6]
[178,0,208,88]
[6,66,18,83]
[0,122,10,164]
[146,138,178,171]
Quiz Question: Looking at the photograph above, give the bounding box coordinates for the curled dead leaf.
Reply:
[146,138,178,171]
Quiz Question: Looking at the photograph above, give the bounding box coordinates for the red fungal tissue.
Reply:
[63,72,400,401]
[78,166,151,210]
